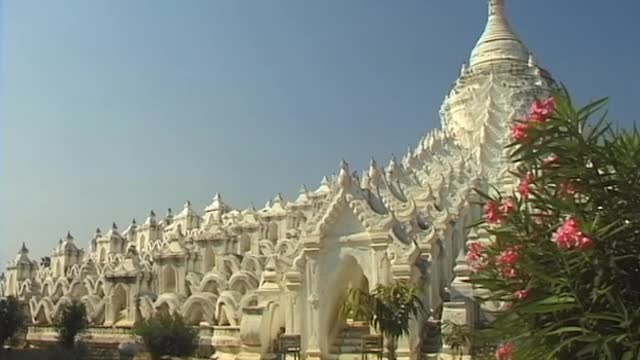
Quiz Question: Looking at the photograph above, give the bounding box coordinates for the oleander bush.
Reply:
[468,87,640,359]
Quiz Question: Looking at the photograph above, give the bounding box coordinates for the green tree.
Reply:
[133,312,197,360]
[468,88,640,359]
[0,296,25,347]
[340,280,423,360]
[55,301,88,349]
[441,321,472,360]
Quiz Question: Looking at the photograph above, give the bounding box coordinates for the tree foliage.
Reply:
[55,301,88,349]
[441,321,472,360]
[469,88,640,359]
[340,280,423,360]
[0,296,25,347]
[133,311,197,360]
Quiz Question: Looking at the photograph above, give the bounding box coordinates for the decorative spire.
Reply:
[388,154,397,168]
[65,231,74,241]
[488,0,505,15]
[112,222,118,231]
[368,157,381,189]
[273,193,284,203]
[205,193,226,212]
[145,210,157,226]
[131,218,137,226]
[180,200,194,217]
[386,154,401,179]
[360,170,369,189]
[337,159,351,188]
[295,185,310,204]
[19,242,29,254]
[469,0,528,68]
[95,227,101,235]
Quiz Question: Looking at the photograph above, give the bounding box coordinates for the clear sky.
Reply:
[1,0,639,267]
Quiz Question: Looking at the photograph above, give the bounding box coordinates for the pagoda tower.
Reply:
[440,0,556,182]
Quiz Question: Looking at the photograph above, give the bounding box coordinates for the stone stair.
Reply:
[328,324,370,360]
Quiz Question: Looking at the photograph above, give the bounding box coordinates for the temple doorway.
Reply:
[324,255,370,353]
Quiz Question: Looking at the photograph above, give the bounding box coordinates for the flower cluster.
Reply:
[510,123,528,141]
[483,198,517,225]
[513,289,529,301]
[495,342,514,360]
[551,217,593,250]
[529,97,556,122]
[496,246,522,279]
[542,153,559,167]
[558,181,578,196]
[510,97,556,141]
[517,172,534,199]
[466,241,487,272]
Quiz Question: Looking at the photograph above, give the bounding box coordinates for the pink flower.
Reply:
[495,342,514,360]
[484,201,502,225]
[466,250,481,262]
[552,217,593,250]
[467,242,488,272]
[496,246,521,279]
[578,235,594,250]
[513,289,529,300]
[518,173,534,199]
[510,123,529,140]
[558,181,577,196]
[496,248,520,266]
[468,242,483,253]
[530,97,555,121]
[466,242,483,261]
[542,154,559,167]
[471,261,487,273]
[500,198,516,214]
[500,267,518,279]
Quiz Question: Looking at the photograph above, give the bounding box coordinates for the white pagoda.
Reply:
[1,1,554,359]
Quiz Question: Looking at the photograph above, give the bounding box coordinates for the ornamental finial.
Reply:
[489,0,505,16]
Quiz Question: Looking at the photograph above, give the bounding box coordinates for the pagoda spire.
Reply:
[469,0,528,68]
[488,0,505,16]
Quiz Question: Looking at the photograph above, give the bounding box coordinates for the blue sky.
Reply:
[1,0,639,266]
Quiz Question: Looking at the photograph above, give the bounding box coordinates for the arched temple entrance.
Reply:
[322,254,370,355]
[307,250,370,356]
